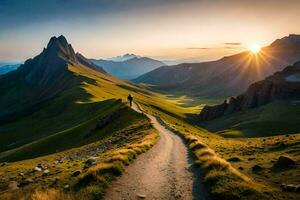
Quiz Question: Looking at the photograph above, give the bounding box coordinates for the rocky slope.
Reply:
[199,61,300,121]
[134,34,300,98]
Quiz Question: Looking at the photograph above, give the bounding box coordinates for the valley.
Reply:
[0,34,299,200]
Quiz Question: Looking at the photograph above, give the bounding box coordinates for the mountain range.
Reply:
[91,55,165,80]
[134,34,300,100]
[108,53,139,62]
[0,64,20,75]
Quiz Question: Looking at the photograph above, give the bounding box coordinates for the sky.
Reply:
[1,0,300,63]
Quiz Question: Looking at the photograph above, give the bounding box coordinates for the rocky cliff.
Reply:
[199,61,300,121]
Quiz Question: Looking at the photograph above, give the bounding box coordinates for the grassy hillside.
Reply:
[0,60,198,161]
[0,108,159,199]
[201,101,300,137]
[138,103,300,200]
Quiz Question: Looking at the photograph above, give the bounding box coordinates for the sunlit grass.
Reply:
[68,64,200,119]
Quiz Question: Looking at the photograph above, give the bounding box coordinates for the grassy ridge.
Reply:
[0,108,159,200]
[0,102,134,162]
[203,101,300,137]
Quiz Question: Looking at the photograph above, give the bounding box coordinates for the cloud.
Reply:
[186,47,213,50]
[224,42,242,46]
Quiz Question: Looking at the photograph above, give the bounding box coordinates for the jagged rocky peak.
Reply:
[45,35,77,63]
[17,35,81,87]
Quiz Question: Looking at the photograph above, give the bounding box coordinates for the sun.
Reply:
[250,44,261,54]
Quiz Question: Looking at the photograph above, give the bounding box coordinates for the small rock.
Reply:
[19,178,34,186]
[34,167,42,172]
[252,164,263,172]
[175,191,182,198]
[72,170,81,177]
[84,157,97,169]
[19,172,24,176]
[281,184,298,192]
[137,194,146,199]
[37,163,47,170]
[64,184,70,189]
[53,160,59,165]
[227,157,242,162]
[42,169,50,176]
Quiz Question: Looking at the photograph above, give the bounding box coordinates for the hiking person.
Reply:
[127,94,133,107]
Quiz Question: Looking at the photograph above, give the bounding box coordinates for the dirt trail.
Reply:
[104,104,207,200]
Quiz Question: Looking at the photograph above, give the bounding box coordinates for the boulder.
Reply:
[272,156,296,169]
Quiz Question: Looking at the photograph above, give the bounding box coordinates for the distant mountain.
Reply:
[134,34,300,99]
[91,55,165,80]
[108,53,139,62]
[0,64,20,75]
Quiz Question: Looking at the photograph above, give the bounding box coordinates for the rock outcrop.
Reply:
[199,61,300,121]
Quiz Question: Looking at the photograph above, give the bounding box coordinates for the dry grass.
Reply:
[154,115,275,200]
[31,189,75,200]
[74,129,159,199]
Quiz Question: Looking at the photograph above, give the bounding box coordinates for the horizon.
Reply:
[1,0,300,63]
[1,1,300,200]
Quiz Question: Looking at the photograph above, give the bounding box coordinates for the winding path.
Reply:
[104,104,207,200]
